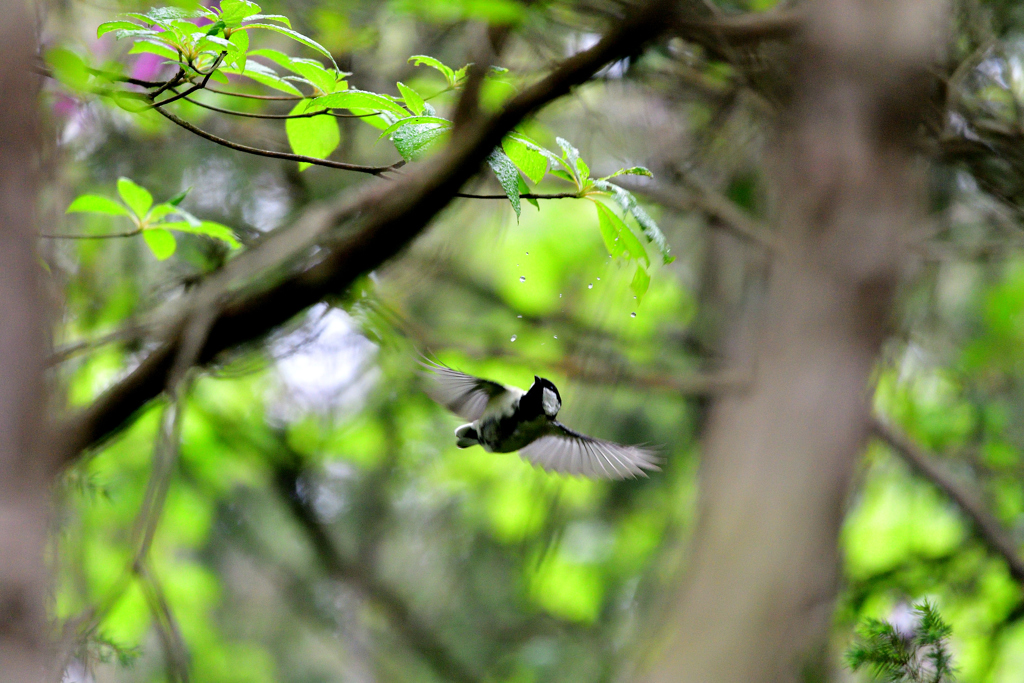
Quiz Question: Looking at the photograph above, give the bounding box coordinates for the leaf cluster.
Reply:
[66,178,239,260]
[846,601,956,683]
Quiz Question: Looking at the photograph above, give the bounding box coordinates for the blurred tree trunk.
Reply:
[646,1,945,681]
[0,0,49,680]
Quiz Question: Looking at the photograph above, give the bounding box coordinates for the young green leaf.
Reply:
[397,82,425,116]
[602,166,653,180]
[117,178,153,219]
[286,101,341,171]
[220,61,303,96]
[147,203,179,222]
[128,40,182,62]
[287,58,337,95]
[377,116,451,141]
[486,148,521,220]
[502,135,547,184]
[66,195,131,217]
[592,179,670,262]
[407,55,454,84]
[142,228,177,260]
[391,123,448,161]
[630,266,650,304]
[314,89,409,117]
[167,188,190,206]
[97,20,143,38]
[228,29,249,69]
[556,137,582,181]
[159,221,240,248]
[575,157,590,183]
[46,48,92,92]
[593,200,646,264]
[244,13,290,27]
[219,0,262,26]
[518,175,538,210]
[240,24,337,67]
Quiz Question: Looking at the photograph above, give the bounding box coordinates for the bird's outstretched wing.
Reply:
[519,422,660,480]
[420,358,510,421]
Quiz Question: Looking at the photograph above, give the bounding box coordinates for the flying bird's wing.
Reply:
[420,358,510,421]
[519,422,660,480]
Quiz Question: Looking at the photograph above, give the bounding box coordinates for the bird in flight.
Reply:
[421,359,659,479]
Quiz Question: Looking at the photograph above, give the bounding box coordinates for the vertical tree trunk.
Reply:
[0,0,49,679]
[646,1,945,681]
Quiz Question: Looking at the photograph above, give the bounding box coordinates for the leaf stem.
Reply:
[455,192,579,199]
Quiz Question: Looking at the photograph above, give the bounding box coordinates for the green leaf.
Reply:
[377,116,451,141]
[556,137,581,182]
[502,135,547,184]
[396,82,424,116]
[630,266,650,304]
[518,174,538,210]
[117,178,153,218]
[240,24,337,67]
[147,203,178,222]
[167,188,190,206]
[391,123,448,161]
[142,228,177,260]
[314,89,409,117]
[248,48,295,71]
[549,169,575,183]
[602,166,652,180]
[46,48,92,92]
[66,195,131,217]
[287,58,336,95]
[575,157,590,182]
[128,40,182,62]
[220,61,303,96]
[159,221,240,248]
[407,55,455,84]
[286,101,340,171]
[97,20,142,37]
[138,7,206,23]
[110,90,151,112]
[593,199,647,265]
[592,179,670,262]
[219,0,262,26]
[452,64,470,85]
[244,13,290,27]
[486,149,521,219]
[228,29,249,69]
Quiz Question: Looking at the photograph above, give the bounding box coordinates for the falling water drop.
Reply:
[630,312,637,318]
[588,283,593,289]
[596,277,600,281]
[559,293,562,298]
[516,263,519,267]
[517,315,522,319]
[526,251,529,255]
[510,334,517,342]
[519,276,526,283]
[553,335,558,339]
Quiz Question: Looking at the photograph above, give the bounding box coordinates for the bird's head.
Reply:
[527,376,561,418]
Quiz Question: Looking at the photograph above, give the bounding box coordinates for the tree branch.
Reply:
[870,417,1024,586]
[57,0,681,465]
[152,106,401,175]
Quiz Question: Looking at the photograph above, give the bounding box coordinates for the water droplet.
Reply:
[596,277,600,281]
[630,312,637,318]
[510,334,517,342]
[588,283,593,289]
[559,293,562,298]
[516,263,519,267]
[517,315,522,319]
[553,335,558,339]
[614,237,619,242]
[633,296,637,300]
[525,251,529,255]
[519,276,526,283]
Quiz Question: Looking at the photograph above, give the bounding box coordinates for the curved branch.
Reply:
[455,192,578,200]
[201,86,304,100]
[57,0,681,465]
[40,229,142,239]
[152,106,400,175]
[175,94,378,120]
[871,417,1024,586]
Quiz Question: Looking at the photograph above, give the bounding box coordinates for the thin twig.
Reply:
[455,192,579,199]
[176,94,377,119]
[152,106,400,174]
[149,52,226,108]
[39,229,142,239]
[871,416,1024,586]
[201,85,304,100]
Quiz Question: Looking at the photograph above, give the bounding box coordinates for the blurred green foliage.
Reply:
[41,0,1024,680]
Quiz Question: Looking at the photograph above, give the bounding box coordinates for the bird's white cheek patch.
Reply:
[542,388,561,416]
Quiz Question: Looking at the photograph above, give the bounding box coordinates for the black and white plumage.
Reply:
[421,359,659,479]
